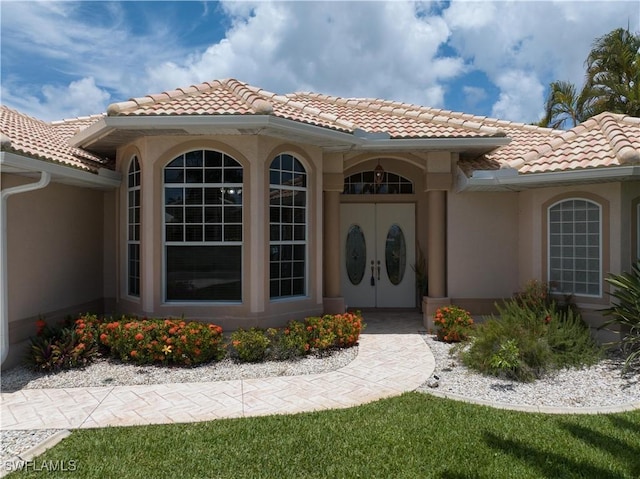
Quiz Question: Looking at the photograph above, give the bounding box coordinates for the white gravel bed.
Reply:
[417,334,640,409]
[1,348,357,392]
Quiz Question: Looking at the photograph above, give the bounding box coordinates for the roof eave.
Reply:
[70,114,512,155]
[351,136,511,152]
[458,165,640,192]
[0,151,122,190]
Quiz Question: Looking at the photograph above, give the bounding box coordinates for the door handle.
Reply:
[370,260,375,286]
[377,260,381,280]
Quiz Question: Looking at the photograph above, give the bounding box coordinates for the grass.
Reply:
[8,393,640,478]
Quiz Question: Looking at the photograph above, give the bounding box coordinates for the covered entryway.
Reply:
[340,203,415,308]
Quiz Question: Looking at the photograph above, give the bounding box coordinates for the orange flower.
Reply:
[130,350,138,358]
[135,333,144,341]
[100,333,108,342]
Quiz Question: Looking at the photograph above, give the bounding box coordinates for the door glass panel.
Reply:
[385,224,406,286]
[346,225,366,285]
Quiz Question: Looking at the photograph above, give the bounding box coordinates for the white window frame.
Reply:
[162,150,243,304]
[269,154,308,301]
[547,198,602,298]
[127,156,141,298]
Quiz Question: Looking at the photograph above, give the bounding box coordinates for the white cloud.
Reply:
[2,77,111,122]
[491,70,545,122]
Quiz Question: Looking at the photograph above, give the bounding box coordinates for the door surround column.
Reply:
[323,173,345,314]
[423,152,452,330]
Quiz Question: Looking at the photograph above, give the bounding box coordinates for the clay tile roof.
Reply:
[0,106,110,173]
[105,78,508,139]
[507,112,640,174]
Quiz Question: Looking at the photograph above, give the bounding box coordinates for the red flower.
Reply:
[135,333,144,341]
[36,319,47,336]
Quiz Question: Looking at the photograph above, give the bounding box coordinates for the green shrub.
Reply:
[99,317,225,366]
[602,260,640,371]
[461,291,601,382]
[229,328,270,363]
[266,322,309,360]
[546,307,602,368]
[433,306,474,342]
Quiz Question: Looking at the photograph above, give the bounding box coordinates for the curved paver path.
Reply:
[0,313,435,430]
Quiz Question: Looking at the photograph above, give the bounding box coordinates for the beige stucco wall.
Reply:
[113,135,326,330]
[447,191,520,302]
[3,173,107,366]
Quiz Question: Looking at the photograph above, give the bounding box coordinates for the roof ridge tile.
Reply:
[596,112,640,164]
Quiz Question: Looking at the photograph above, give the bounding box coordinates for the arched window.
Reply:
[164,150,243,301]
[269,154,307,299]
[548,198,601,296]
[343,170,413,194]
[127,156,141,297]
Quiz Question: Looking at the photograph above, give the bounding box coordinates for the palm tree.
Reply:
[538,80,589,129]
[583,28,640,117]
[539,28,640,128]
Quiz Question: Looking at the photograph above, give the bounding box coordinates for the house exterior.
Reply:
[1,78,639,368]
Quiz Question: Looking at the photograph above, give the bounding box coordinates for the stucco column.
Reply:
[423,152,453,330]
[322,172,345,314]
[427,190,447,298]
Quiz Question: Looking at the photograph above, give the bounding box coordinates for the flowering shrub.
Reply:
[99,317,224,366]
[515,279,551,313]
[26,311,365,370]
[227,312,366,362]
[433,306,474,342]
[329,312,364,348]
[304,316,337,351]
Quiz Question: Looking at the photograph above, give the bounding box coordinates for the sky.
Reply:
[1,1,639,125]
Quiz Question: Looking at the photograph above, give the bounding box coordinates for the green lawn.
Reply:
[9,393,640,478]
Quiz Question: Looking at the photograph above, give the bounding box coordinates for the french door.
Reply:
[340,203,415,308]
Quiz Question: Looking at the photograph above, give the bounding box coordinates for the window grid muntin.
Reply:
[343,170,414,195]
[163,150,243,302]
[127,157,141,297]
[269,154,307,299]
[548,199,601,297]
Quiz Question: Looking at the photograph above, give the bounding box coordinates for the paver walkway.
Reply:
[1,312,434,430]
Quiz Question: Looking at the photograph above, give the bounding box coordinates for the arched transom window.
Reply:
[269,154,307,299]
[164,150,243,302]
[343,170,413,195]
